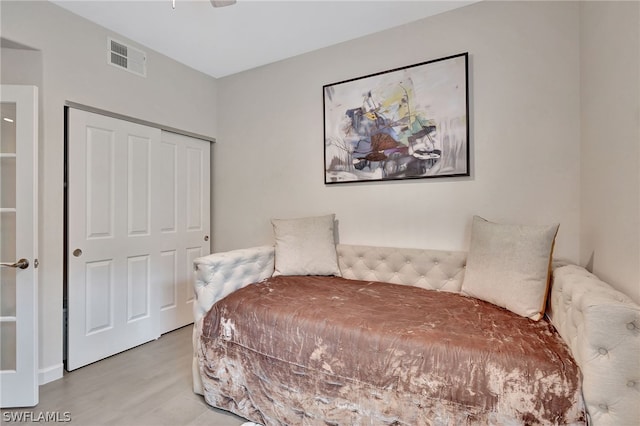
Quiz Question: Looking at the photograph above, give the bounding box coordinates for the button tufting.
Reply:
[598,348,608,355]
[627,381,636,388]
[598,404,608,411]
[627,322,637,331]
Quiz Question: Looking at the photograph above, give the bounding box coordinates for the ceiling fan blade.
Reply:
[210,0,236,7]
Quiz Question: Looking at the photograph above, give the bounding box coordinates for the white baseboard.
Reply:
[39,363,63,385]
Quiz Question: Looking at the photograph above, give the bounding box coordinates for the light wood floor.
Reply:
[1,325,247,425]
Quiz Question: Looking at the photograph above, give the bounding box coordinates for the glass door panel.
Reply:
[0,102,17,372]
[1,102,16,152]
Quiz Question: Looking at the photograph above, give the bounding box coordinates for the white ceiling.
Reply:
[50,0,476,78]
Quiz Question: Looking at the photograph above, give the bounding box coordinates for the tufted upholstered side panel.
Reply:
[191,246,275,394]
[337,244,467,292]
[547,264,640,426]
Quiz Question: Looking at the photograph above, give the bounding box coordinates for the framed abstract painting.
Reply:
[323,52,469,184]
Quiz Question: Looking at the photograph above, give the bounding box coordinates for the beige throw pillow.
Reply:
[271,214,341,277]
[461,216,559,320]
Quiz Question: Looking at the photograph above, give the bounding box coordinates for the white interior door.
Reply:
[0,85,38,408]
[67,109,210,371]
[67,109,162,370]
[154,131,210,332]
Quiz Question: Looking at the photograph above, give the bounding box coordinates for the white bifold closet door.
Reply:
[67,109,210,371]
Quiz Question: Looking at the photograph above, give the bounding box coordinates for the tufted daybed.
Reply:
[192,242,639,425]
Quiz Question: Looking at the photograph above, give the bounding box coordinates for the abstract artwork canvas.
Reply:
[323,52,469,184]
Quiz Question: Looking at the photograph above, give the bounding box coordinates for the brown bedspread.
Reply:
[199,276,585,425]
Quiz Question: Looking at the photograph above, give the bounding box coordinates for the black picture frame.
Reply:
[323,52,469,184]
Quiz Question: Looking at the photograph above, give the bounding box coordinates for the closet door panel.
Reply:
[155,131,210,332]
[68,109,160,370]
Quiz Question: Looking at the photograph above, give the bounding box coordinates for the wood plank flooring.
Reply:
[1,325,247,426]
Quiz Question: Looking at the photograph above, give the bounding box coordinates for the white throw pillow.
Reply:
[271,214,341,277]
[461,216,559,321]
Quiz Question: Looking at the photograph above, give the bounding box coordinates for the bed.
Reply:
[192,216,640,425]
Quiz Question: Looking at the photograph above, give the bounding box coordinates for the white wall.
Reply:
[580,1,640,304]
[214,1,581,261]
[1,46,42,85]
[1,0,218,382]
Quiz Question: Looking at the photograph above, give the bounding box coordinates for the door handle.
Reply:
[0,258,29,269]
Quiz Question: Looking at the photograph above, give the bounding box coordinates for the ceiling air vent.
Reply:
[107,37,146,77]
